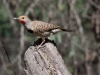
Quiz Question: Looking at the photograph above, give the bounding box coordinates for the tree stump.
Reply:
[24,38,72,75]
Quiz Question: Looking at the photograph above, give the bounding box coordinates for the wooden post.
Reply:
[24,38,72,75]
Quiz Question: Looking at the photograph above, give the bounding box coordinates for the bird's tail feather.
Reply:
[61,29,74,32]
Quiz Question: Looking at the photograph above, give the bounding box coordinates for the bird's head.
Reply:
[13,16,31,25]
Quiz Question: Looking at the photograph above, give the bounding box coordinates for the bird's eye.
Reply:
[22,17,24,19]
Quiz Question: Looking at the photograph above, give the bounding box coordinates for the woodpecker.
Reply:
[13,16,73,46]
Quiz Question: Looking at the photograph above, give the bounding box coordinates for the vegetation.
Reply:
[0,0,100,75]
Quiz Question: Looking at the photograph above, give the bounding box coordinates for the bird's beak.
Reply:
[12,17,19,20]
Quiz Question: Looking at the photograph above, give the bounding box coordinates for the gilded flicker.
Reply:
[13,15,73,46]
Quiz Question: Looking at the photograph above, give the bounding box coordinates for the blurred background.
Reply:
[0,0,100,75]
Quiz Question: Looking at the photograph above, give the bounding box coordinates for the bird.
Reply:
[13,15,73,47]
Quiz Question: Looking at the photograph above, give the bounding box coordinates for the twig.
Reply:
[3,0,16,25]
[0,34,17,75]
[25,0,41,15]
[89,0,100,9]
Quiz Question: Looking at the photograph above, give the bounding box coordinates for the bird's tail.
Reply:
[61,28,74,32]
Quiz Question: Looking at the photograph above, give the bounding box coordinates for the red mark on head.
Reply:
[20,20,26,25]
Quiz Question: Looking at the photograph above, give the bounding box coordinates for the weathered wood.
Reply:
[24,38,72,75]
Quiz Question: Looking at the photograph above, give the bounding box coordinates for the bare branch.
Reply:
[25,0,41,15]
[89,0,100,9]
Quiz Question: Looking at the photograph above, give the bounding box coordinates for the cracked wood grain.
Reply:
[24,39,72,75]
